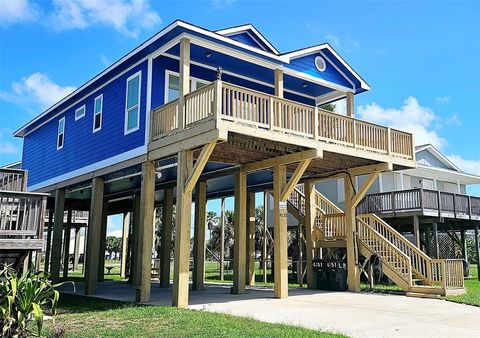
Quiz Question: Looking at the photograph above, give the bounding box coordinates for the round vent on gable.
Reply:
[315,56,326,72]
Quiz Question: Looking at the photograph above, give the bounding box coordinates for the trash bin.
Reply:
[313,259,329,290]
[328,260,347,291]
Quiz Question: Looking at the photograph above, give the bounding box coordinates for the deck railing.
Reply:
[0,168,27,192]
[358,188,480,220]
[150,80,414,160]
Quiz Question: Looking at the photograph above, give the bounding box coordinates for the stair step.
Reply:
[406,292,441,299]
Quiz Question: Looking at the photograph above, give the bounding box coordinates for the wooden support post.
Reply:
[263,192,268,283]
[273,164,288,298]
[413,216,420,248]
[344,177,360,292]
[62,209,72,278]
[432,223,440,259]
[35,198,47,272]
[425,225,431,256]
[304,181,315,289]
[173,149,194,308]
[192,181,207,291]
[368,261,374,288]
[98,203,108,282]
[178,37,190,131]
[297,221,304,286]
[246,191,256,286]
[50,188,65,283]
[219,197,225,281]
[120,212,130,278]
[160,188,174,288]
[346,92,354,117]
[233,171,247,294]
[44,210,53,273]
[136,161,156,303]
[131,194,141,286]
[73,226,81,271]
[474,223,480,281]
[85,177,104,295]
[461,229,468,263]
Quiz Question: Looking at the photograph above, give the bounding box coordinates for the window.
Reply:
[125,71,141,134]
[93,94,103,132]
[75,105,85,120]
[165,71,209,103]
[57,117,65,149]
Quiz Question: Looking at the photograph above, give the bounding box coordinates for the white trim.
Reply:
[319,50,355,90]
[215,24,280,55]
[74,105,86,121]
[92,94,103,133]
[415,144,461,172]
[282,66,354,93]
[162,52,316,100]
[57,117,65,150]
[378,173,383,192]
[28,145,147,192]
[283,43,370,91]
[145,57,153,146]
[124,70,142,135]
[164,69,209,104]
[315,91,345,106]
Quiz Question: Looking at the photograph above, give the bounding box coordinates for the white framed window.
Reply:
[125,71,141,135]
[93,94,103,132]
[75,105,85,120]
[164,70,209,103]
[57,117,65,150]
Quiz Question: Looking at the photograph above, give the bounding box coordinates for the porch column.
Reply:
[62,209,72,278]
[344,177,360,291]
[246,191,256,286]
[233,171,247,294]
[413,216,420,248]
[192,181,207,291]
[98,203,108,282]
[131,194,141,286]
[50,188,65,283]
[219,197,226,281]
[136,161,156,303]
[178,37,190,131]
[160,188,174,288]
[346,92,355,117]
[274,69,283,98]
[73,226,81,271]
[172,149,194,307]
[273,164,288,298]
[44,210,54,273]
[432,223,440,259]
[85,177,105,295]
[304,181,315,289]
[120,212,130,278]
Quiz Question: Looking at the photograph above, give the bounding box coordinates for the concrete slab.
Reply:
[60,281,480,338]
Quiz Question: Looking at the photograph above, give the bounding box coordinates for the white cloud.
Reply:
[446,155,480,176]
[211,0,235,10]
[0,0,37,25]
[51,0,161,38]
[435,96,451,104]
[1,72,76,111]
[0,141,18,154]
[326,34,340,46]
[100,54,110,66]
[357,96,446,149]
[107,229,123,238]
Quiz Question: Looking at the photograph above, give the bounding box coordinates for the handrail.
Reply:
[358,213,432,283]
[322,213,346,240]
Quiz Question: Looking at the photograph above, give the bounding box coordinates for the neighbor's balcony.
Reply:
[150,80,414,161]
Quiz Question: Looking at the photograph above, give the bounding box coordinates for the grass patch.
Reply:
[42,294,345,338]
[445,265,480,307]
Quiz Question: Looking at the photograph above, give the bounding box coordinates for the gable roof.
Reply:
[415,144,461,172]
[215,24,280,55]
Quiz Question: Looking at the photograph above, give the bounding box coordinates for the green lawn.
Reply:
[446,264,479,307]
[41,294,345,338]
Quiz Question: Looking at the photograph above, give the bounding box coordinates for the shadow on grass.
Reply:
[56,293,144,315]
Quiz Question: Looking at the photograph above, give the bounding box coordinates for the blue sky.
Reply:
[1,0,479,233]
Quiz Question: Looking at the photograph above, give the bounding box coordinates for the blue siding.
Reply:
[285,53,353,89]
[226,31,270,52]
[23,61,148,187]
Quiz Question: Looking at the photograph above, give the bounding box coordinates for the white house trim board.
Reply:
[416,144,461,172]
[145,56,153,146]
[282,66,354,93]
[402,165,480,186]
[215,24,280,55]
[319,50,355,90]
[27,145,147,192]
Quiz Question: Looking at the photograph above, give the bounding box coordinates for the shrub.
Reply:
[0,265,62,337]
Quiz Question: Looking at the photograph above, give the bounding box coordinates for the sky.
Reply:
[1,0,479,234]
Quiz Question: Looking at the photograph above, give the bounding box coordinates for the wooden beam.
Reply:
[184,141,216,194]
[246,191,256,286]
[242,149,321,173]
[62,209,72,278]
[85,177,104,295]
[280,159,311,202]
[192,181,207,291]
[160,188,174,288]
[273,164,288,298]
[347,162,392,177]
[173,149,193,308]
[136,161,156,303]
[233,170,247,294]
[351,170,381,208]
[304,181,315,289]
[120,212,129,278]
[50,188,65,283]
[98,202,108,282]
[44,211,53,273]
[344,177,360,292]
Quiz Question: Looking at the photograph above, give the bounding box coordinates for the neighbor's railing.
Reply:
[150,80,414,159]
[0,168,27,192]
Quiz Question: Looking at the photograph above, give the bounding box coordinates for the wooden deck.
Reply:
[358,188,480,220]
[148,80,415,170]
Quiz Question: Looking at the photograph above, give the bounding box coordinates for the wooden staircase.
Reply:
[287,185,466,297]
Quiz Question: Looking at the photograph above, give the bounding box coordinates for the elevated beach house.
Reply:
[5,20,466,307]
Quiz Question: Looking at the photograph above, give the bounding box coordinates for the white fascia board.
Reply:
[282,66,354,93]
[283,43,370,91]
[215,24,280,55]
[419,144,461,172]
[403,164,480,185]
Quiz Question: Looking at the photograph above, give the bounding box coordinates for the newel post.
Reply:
[214,80,222,125]
[313,107,318,140]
